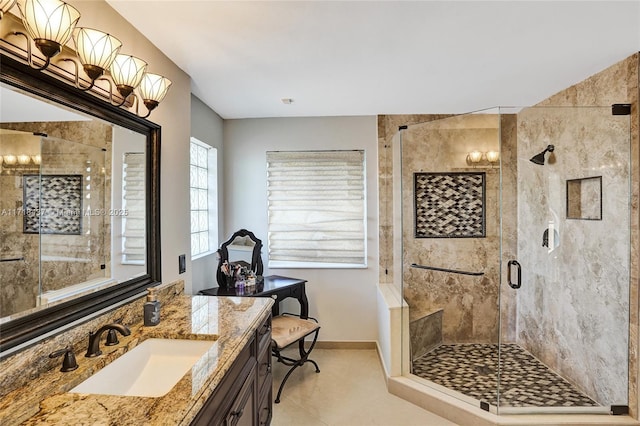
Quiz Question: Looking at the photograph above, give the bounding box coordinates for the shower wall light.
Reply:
[466,150,500,167]
[2,0,171,118]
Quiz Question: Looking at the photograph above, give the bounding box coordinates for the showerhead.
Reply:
[529,144,554,165]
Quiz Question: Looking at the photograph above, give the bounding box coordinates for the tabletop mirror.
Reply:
[216,229,264,287]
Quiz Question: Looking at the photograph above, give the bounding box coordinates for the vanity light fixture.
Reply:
[138,72,172,118]
[0,0,16,19]
[3,0,171,117]
[63,27,122,90]
[108,54,148,105]
[14,0,81,70]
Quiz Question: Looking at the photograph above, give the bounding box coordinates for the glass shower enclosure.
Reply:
[397,106,631,414]
[0,129,107,319]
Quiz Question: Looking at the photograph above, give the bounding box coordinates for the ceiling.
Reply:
[107,1,640,119]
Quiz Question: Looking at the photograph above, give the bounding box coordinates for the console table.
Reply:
[199,275,309,319]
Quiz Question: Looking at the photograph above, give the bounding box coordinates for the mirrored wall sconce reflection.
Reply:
[466,150,500,168]
[0,154,41,173]
[1,0,171,117]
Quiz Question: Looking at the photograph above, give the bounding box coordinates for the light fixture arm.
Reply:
[97,77,128,107]
[61,58,96,91]
[11,31,50,70]
[130,94,152,119]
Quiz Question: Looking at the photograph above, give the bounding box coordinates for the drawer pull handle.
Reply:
[263,363,271,373]
[231,409,244,418]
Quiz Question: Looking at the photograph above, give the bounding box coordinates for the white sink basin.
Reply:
[70,338,215,397]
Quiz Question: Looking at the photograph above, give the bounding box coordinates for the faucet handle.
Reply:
[105,329,120,346]
[49,347,79,372]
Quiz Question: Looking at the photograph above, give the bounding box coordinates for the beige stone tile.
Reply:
[271,349,457,426]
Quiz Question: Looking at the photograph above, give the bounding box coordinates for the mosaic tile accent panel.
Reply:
[412,343,598,407]
[23,174,82,235]
[414,172,485,238]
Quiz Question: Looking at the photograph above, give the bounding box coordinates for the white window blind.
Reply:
[266,150,366,268]
[122,152,145,264]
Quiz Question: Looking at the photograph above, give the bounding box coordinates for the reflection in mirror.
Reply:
[216,229,263,287]
[0,85,146,324]
[566,176,602,220]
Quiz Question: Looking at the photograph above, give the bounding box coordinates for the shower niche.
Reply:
[566,176,602,220]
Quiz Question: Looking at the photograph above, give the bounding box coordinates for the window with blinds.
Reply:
[122,152,145,264]
[266,150,366,268]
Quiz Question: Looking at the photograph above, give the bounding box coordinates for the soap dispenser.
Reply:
[144,287,161,326]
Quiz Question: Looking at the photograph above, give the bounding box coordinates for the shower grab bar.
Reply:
[0,257,25,263]
[411,263,484,276]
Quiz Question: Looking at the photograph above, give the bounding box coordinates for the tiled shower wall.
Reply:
[378,113,518,344]
[0,121,112,318]
[520,54,640,407]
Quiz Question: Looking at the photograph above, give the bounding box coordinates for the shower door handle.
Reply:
[507,260,521,289]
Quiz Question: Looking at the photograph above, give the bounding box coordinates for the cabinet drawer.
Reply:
[257,339,272,394]
[257,386,273,426]
[257,315,272,351]
[225,363,257,426]
[190,337,256,426]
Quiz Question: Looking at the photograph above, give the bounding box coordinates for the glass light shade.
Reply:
[109,54,147,98]
[140,73,172,102]
[16,0,81,58]
[468,151,482,163]
[139,73,172,112]
[32,154,41,165]
[17,154,31,164]
[73,27,122,81]
[486,151,500,163]
[0,0,17,17]
[3,154,17,165]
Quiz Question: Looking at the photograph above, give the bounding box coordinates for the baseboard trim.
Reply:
[314,341,377,349]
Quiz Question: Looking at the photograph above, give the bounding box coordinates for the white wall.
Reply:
[76,1,192,291]
[223,116,379,341]
[190,95,224,294]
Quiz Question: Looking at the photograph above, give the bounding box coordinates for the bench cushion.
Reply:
[271,315,320,349]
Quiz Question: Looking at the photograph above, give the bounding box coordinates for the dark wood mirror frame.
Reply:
[216,229,264,287]
[0,53,162,354]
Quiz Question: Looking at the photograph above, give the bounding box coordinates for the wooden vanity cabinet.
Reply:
[191,315,272,426]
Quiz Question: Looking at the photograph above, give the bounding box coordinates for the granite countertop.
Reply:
[0,295,273,425]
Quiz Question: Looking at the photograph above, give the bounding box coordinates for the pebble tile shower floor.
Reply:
[412,343,598,407]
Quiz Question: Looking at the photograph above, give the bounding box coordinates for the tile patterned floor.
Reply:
[412,343,598,408]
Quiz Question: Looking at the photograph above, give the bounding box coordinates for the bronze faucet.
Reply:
[85,323,131,357]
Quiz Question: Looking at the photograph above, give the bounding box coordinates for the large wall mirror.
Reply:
[0,54,161,354]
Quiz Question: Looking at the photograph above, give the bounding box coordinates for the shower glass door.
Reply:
[0,130,108,320]
[398,109,502,410]
[498,105,631,414]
